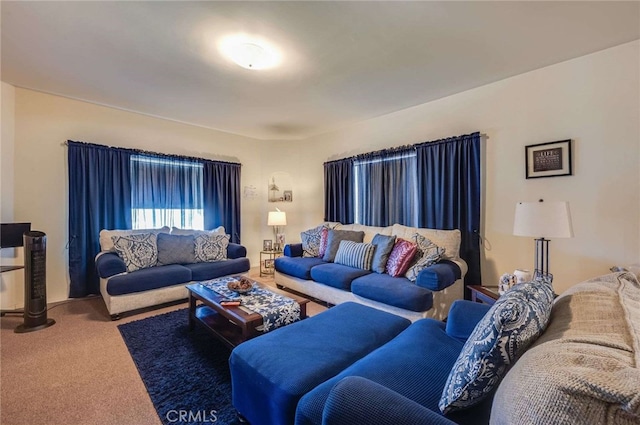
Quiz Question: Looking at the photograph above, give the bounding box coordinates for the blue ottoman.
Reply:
[229,302,411,425]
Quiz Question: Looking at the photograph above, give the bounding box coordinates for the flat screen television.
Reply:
[1,223,31,248]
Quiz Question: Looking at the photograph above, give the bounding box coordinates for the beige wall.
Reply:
[0,82,23,308]
[284,40,640,295]
[2,88,269,307]
[2,40,638,306]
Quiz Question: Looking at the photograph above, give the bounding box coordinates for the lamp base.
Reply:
[533,238,550,277]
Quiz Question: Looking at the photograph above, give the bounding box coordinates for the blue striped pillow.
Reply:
[334,240,376,270]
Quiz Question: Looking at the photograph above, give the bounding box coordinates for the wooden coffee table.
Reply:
[187,277,309,349]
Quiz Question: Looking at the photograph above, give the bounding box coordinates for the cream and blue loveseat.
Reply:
[274,223,467,321]
[95,226,250,319]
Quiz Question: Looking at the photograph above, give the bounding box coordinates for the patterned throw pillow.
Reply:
[301,225,327,258]
[156,233,196,266]
[100,226,169,252]
[405,233,446,282]
[439,277,555,414]
[111,233,158,272]
[334,240,376,270]
[318,227,330,258]
[384,239,418,277]
[371,234,396,274]
[194,233,230,262]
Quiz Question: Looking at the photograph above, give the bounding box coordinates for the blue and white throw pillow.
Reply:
[111,233,158,272]
[194,233,230,262]
[439,277,555,414]
[300,225,327,258]
[334,240,376,270]
[405,234,445,282]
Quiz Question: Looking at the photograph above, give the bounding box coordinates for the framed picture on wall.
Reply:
[525,139,572,179]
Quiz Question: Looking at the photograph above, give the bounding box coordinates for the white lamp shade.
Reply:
[268,211,287,226]
[513,201,574,238]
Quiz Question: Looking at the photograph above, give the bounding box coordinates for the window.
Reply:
[131,155,204,230]
[353,151,418,227]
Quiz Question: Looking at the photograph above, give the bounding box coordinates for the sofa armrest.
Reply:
[445,299,491,340]
[322,376,456,425]
[95,252,126,278]
[227,243,247,259]
[284,243,303,257]
[415,260,462,291]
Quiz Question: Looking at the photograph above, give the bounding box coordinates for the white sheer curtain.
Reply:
[130,155,204,230]
[354,151,418,227]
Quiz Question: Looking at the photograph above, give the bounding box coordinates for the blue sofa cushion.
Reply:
[323,377,457,425]
[230,302,410,425]
[445,300,492,340]
[439,278,555,414]
[183,258,250,282]
[351,273,433,312]
[415,260,461,291]
[310,263,371,290]
[275,256,326,280]
[106,264,192,296]
[295,318,465,425]
[95,252,127,278]
[371,234,396,273]
[156,233,196,265]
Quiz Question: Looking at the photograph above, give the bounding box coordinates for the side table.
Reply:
[260,250,283,277]
[468,285,500,306]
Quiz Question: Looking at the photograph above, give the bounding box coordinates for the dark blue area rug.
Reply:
[118,309,242,425]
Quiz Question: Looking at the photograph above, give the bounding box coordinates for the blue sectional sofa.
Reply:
[275,223,467,321]
[95,227,250,319]
[230,271,640,425]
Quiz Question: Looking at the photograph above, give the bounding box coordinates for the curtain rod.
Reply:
[64,140,242,167]
[323,131,481,166]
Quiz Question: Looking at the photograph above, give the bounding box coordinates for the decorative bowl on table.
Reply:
[227,277,254,294]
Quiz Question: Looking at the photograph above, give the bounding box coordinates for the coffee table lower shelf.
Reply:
[192,305,258,349]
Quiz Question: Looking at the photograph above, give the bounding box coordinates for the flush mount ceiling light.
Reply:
[219,34,281,70]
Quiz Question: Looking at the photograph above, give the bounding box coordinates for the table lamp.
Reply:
[268,209,287,251]
[513,200,573,277]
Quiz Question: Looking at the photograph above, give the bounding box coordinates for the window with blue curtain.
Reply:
[67,140,241,298]
[323,132,481,290]
[131,154,204,230]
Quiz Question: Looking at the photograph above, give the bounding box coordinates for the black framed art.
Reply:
[525,139,572,179]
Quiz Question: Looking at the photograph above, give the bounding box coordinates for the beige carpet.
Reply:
[0,271,326,425]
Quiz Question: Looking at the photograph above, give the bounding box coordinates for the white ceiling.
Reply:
[2,1,639,141]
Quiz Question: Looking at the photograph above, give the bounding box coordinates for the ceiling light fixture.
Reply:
[219,34,281,70]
